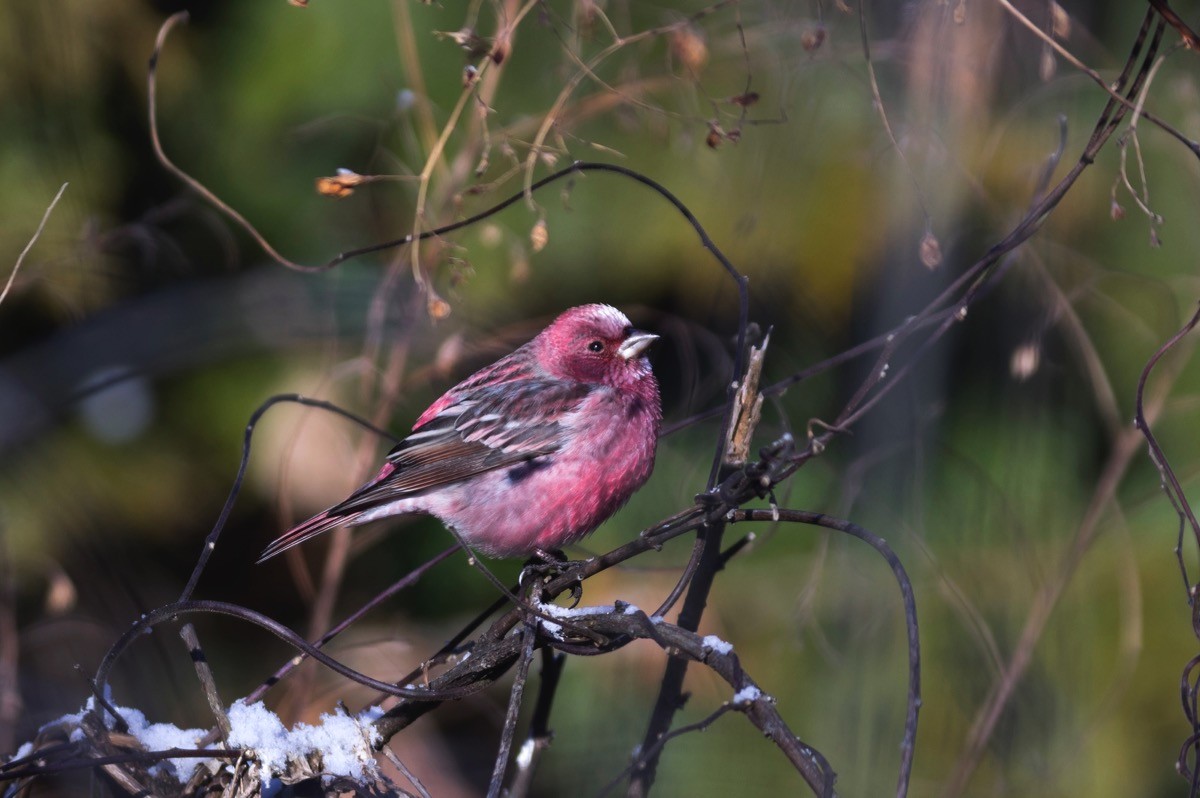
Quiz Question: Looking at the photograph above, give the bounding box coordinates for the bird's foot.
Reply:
[533,547,568,565]
[524,549,583,607]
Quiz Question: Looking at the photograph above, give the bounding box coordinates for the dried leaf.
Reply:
[1110,199,1126,221]
[919,229,942,269]
[731,92,760,107]
[725,333,770,467]
[287,0,308,7]
[427,294,452,320]
[705,124,724,149]
[44,565,77,614]
[669,25,708,73]
[801,25,826,53]
[315,169,367,199]
[1050,2,1071,39]
[530,218,549,253]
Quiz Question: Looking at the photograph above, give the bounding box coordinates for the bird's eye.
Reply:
[587,340,604,353]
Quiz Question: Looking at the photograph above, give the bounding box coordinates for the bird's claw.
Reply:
[523,549,583,607]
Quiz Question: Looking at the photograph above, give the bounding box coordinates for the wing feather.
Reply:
[328,379,592,515]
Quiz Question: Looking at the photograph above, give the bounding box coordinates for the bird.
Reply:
[257,304,661,562]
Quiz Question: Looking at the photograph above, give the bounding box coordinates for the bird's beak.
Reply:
[619,331,659,361]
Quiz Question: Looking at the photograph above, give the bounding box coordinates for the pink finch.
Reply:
[258,304,661,561]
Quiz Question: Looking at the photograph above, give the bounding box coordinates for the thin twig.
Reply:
[506,648,565,798]
[241,545,457,708]
[1135,303,1200,595]
[180,394,399,603]
[994,0,1200,157]
[179,624,232,741]
[1,182,68,309]
[95,600,495,702]
[628,322,769,796]
[487,627,535,798]
[380,744,432,798]
[598,705,735,797]
[857,1,932,239]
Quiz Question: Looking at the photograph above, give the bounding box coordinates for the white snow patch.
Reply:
[702,635,733,655]
[357,705,386,724]
[534,598,621,640]
[539,602,614,619]
[119,707,206,782]
[6,697,386,787]
[732,685,761,705]
[226,700,381,784]
[12,699,206,783]
[538,619,565,640]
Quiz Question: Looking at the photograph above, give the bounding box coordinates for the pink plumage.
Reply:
[258,304,661,561]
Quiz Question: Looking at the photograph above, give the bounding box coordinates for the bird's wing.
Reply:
[327,379,593,515]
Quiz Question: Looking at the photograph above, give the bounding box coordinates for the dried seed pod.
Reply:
[427,293,452,320]
[530,218,549,253]
[705,123,724,149]
[919,229,942,269]
[801,25,826,53]
[315,169,367,198]
[1050,2,1071,39]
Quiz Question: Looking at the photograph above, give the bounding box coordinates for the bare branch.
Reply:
[1,182,68,309]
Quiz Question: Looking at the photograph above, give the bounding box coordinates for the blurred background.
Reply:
[2,0,1200,795]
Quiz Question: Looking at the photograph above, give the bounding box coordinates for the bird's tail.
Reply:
[256,510,360,564]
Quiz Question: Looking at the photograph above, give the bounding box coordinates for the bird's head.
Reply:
[536,304,659,390]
